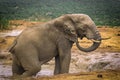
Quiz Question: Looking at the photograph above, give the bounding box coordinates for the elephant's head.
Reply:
[54,14,101,52]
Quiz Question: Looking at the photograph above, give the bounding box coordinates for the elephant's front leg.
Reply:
[54,55,60,75]
[60,51,71,74]
[54,53,71,74]
[57,41,72,74]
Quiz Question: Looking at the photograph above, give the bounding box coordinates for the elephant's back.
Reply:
[15,24,58,49]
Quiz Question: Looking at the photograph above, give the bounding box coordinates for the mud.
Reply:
[0,51,120,80]
[0,64,12,80]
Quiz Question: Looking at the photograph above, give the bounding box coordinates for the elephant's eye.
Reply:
[78,28,85,32]
[75,21,79,23]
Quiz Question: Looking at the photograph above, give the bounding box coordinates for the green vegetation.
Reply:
[0,17,9,30]
[0,0,120,29]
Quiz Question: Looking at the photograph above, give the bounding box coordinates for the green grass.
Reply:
[0,0,120,29]
[0,17,9,30]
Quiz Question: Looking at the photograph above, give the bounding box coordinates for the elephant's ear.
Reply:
[54,18,77,42]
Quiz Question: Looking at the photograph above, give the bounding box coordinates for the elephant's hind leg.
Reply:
[19,51,41,77]
[12,55,25,76]
[21,65,41,77]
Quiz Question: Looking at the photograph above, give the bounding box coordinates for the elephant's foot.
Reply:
[11,74,24,79]
[21,66,41,77]
[12,64,25,76]
[54,70,60,75]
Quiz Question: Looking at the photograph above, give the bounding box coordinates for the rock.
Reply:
[104,58,120,70]
[75,58,89,71]
[71,52,120,72]
[112,53,120,58]
[88,61,110,71]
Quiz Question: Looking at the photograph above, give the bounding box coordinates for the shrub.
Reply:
[0,17,9,30]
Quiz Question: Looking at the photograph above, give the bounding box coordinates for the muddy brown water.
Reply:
[0,51,120,80]
[0,60,54,79]
[0,64,12,80]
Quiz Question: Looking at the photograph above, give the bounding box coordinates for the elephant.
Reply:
[9,14,101,77]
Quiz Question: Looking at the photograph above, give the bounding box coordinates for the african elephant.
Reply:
[9,14,101,77]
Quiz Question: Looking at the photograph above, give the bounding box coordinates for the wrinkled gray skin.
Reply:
[9,14,101,77]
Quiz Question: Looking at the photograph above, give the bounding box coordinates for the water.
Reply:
[0,64,54,79]
[0,64,12,80]
[0,30,23,37]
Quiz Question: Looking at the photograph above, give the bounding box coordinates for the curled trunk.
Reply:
[76,39,101,52]
[76,26,101,52]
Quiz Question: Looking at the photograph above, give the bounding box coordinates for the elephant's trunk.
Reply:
[76,26,101,52]
[76,39,101,52]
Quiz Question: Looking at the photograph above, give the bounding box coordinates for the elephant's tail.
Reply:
[8,40,17,53]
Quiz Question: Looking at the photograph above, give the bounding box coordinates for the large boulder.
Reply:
[72,52,120,72]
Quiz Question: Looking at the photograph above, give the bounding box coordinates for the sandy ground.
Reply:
[0,20,120,80]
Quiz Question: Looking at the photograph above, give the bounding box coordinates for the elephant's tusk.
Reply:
[91,37,111,43]
[91,39,101,43]
[101,37,111,40]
